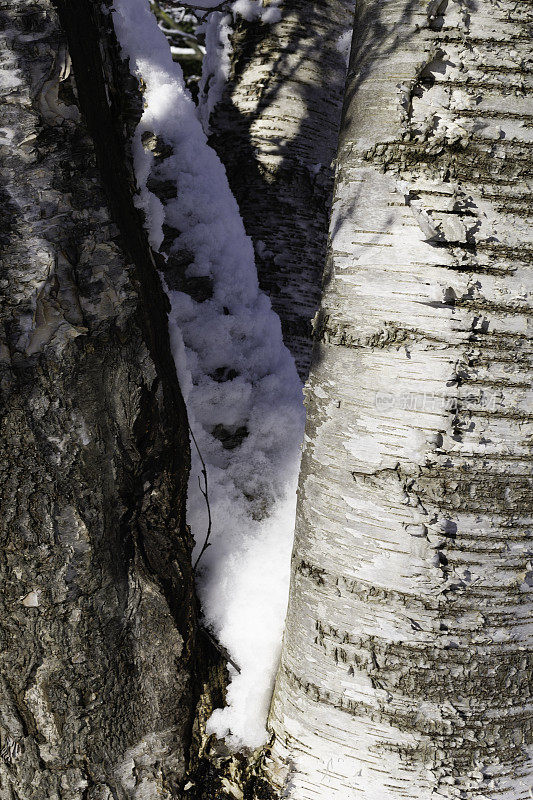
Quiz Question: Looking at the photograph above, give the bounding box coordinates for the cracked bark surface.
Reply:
[0,2,197,797]
[266,0,533,797]
[207,0,354,380]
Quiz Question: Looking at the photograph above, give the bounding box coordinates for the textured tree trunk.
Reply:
[0,2,198,797]
[265,0,533,797]
[206,0,354,379]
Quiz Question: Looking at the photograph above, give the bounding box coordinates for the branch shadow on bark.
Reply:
[207,1,352,381]
[206,0,419,383]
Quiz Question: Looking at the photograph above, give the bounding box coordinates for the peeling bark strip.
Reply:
[267,0,533,797]
[0,2,195,797]
[208,0,354,379]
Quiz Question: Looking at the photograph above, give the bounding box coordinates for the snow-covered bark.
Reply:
[111,0,304,751]
[0,2,197,797]
[206,0,355,379]
[266,0,533,797]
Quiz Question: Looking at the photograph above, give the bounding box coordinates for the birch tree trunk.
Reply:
[265,0,533,797]
[0,2,198,797]
[207,0,354,378]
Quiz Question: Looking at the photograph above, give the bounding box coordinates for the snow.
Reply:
[170,46,205,57]
[229,0,282,24]
[336,29,352,65]
[197,11,233,134]
[260,3,282,24]
[112,0,304,749]
[231,0,262,20]
[204,481,299,747]
[232,0,282,22]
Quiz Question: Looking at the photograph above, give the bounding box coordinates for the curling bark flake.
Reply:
[207,0,355,378]
[265,0,533,797]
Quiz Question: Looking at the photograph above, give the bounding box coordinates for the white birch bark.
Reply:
[207,0,355,378]
[265,0,533,797]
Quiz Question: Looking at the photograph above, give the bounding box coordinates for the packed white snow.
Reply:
[336,29,352,65]
[197,10,233,134]
[113,0,304,749]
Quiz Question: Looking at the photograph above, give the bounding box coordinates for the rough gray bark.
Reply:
[266,0,533,797]
[206,0,354,379]
[0,2,199,797]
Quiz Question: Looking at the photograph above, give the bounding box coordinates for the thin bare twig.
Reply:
[189,428,241,673]
[190,424,212,572]
[188,429,242,673]
[200,626,241,673]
